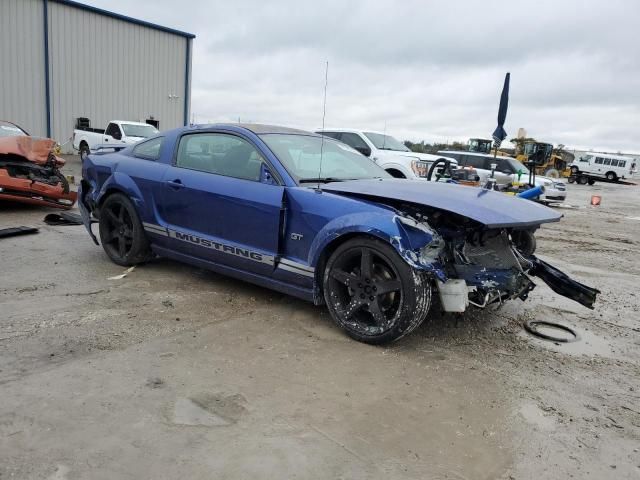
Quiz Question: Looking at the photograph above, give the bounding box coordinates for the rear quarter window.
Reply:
[132,137,163,160]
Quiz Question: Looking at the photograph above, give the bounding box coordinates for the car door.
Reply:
[160,131,284,276]
[493,158,516,184]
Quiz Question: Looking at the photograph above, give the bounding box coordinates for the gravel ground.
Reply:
[1,156,639,479]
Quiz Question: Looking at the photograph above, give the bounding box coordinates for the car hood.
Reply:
[0,136,64,166]
[321,179,561,228]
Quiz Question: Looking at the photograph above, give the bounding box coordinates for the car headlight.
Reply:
[411,160,429,178]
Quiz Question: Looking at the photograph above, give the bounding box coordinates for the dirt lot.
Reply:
[1,156,639,479]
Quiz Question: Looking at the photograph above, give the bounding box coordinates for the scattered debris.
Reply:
[44,212,83,226]
[146,377,165,389]
[0,226,39,239]
[524,319,580,343]
[107,266,135,280]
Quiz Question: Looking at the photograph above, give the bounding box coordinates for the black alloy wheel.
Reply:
[323,237,431,344]
[98,193,150,266]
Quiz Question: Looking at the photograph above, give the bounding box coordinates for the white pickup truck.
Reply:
[315,128,456,180]
[73,120,159,160]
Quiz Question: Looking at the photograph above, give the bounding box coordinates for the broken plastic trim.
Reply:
[529,257,600,309]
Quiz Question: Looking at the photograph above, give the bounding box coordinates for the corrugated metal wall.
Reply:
[0,0,47,137]
[0,0,191,149]
[48,1,189,149]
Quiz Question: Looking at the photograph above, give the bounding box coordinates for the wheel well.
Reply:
[386,168,406,178]
[79,140,88,148]
[313,232,387,303]
[606,170,617,177]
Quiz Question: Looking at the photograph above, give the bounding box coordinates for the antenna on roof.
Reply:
[382,120,387,149]
[317,61,329,191]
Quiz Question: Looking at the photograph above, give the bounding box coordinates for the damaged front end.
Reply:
[394,205,599,312]
[0,136,76,209]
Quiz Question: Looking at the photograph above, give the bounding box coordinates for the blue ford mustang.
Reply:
[79,124,598,343]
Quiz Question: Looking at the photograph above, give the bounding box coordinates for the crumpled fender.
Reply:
[308,212,446,279]
[96,171,145,210]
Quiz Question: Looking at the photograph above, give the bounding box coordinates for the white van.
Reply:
[569,153,637,182]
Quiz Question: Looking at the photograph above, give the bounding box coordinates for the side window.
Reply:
[611,159,619,167]
[603,158,611,166]
[580,155,592,162]
[595,157,603,164]
[619,160,626,168]
[106,123,122,139]
[464,155,485,169]
[176,133,266,182]
[319,131,341,140]
[338,133,371,156]
[132,137,163,160]
[339,133,368,149]
[496,159,513,173]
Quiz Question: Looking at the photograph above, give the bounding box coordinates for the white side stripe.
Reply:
[279,258,315,272]
[278,263,315,278]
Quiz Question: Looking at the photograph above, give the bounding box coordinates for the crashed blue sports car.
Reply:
[79,124,598,344]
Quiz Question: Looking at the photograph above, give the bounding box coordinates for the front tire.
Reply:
[570,166,579,175]
[98,193,150,266]
[323,237,431,344]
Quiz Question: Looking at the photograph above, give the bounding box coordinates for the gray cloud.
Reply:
[85,0,640,151]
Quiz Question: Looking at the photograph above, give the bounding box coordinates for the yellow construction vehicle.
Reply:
[513,141,574,178]
[468,138,493,153]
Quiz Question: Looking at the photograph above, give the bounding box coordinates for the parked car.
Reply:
[316,128,457,180]
[0,120,76,208]
[569,153,637,182]
[78,124,598,344]
[438,150,567,203]
[73,119,159,160]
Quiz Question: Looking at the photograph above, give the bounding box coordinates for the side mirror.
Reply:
[260,163,277,185]
[355,146,371,157]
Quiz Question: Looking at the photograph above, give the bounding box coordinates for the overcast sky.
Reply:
[85,0,640,152]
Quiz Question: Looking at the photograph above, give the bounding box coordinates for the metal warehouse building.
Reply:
[0,0,194,150]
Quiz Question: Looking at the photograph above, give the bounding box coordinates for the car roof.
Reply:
[113,120,155,126]
[193,123,321,137]
[316,128,387,135]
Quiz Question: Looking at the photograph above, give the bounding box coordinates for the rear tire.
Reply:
[577,176,588,185]
[323,237,431,344]
[98,193,150,266]
[588,179,595,185]
[567,176,576,184]
[605,171,617,182]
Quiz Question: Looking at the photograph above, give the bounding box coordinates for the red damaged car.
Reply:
[0,120,76,209]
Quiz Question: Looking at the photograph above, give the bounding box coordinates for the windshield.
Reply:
[0,121,28,137]
[260,134,390,183]
[121,124,159,138]
[363,132,410,152]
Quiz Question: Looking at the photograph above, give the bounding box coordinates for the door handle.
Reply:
[166,179,184,190]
